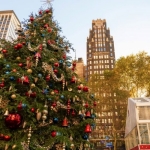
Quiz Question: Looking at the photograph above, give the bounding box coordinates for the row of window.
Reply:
[88,42,113,48]
[88,67,114,74]
[93,55,109,59]
[0,15,11,21]
[94,28,105,33]
[88,59,114,64]
[94,33,106,37]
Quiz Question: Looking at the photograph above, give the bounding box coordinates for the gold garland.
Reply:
[42,62,64,82]
[0,96,9,109]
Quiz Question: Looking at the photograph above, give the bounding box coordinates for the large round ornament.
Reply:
[5,113,22,129]
[17,43,23,49]
[11,94,16,99]
[4,135,11,141]
[53,117,58,123]
[51,131,57,137]
[82,134,89,140]
[27,69,32,74]
[10,76,15,81]
[2,49,7,54]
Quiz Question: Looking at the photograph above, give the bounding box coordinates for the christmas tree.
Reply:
[0,3,96,150]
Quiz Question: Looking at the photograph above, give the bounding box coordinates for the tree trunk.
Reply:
[113,132,117,150]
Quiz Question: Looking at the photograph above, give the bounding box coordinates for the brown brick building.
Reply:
[86,19,125,150]
[75,58,85,80]
[86,19,115,81]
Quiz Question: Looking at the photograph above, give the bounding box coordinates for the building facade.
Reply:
[0,10,20,41]
[86,19,115,81]
[86,19,126,150]
[75,58,85,80]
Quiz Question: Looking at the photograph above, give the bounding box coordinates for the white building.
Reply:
[0,10,20,41]
[125,97,150,150]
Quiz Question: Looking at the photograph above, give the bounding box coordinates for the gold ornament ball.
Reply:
[27,69,32,74]
[12,145,17,149]
[51,91,55,95]
[30,83,35,88]
[1,78,5,81]
[16,57,21,60]
[11,94,16,99]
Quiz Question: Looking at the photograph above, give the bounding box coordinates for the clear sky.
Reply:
[1,0,150,64]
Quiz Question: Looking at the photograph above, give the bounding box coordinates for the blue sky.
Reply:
[1,0,150,63]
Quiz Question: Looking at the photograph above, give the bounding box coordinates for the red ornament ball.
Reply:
[44,24,49,28]
[2,49,7,54]
[54,62,59,67]
[47,27,52,33]
[93,101,97,107]
[54,90,59,94]
[62,54,66,59]
[30,16,34,22]
[17,43,23,49]
[30,108,35,113]
[22,41,26,45]
[45,9,50,13]
[53,69,58,74]
[77,85,82,90]
[51,131,57,137]
[14,45,18,50]
[72,62,76,67]
[83,86,89,92]
[45,75,50,81]
[18,63,23,67]
[39,10,42,15]
[4,135,11,141]
[0,82,5,88]
[17,103,22,111]
[5,113,22,129]
[71,76,76,83]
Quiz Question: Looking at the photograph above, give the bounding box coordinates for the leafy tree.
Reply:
[115,51,150,97]
[0,6,96,150]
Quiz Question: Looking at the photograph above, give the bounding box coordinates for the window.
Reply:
[105,65,109,68]
[138,106,150,120]
[110,53,113,57]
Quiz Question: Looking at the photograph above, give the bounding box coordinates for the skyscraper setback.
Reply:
[0,10,20,41]
[86,19,115,80]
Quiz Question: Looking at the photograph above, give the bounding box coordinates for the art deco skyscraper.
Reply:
[0,10,20,41]
[86,19,115,80]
